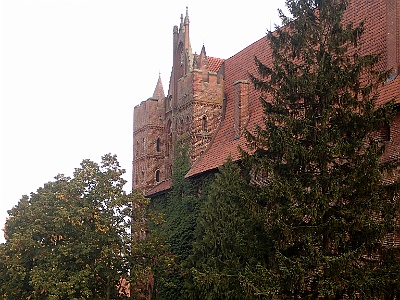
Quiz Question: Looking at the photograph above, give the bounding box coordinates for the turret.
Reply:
[184,7,190,51]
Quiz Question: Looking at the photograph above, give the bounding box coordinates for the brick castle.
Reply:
[133,0,400,197]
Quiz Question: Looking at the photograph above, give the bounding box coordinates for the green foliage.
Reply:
[126,190,175,300]
[149,143,211,300]
[243,0,400,298]
[187,158,269,300]
[0,154,129,299]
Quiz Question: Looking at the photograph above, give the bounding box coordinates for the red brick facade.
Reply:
[133,1,400,196]
[133,9,224,194]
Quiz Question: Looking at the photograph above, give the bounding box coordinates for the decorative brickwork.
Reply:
[133,8,224,195]
[134,1,399,196]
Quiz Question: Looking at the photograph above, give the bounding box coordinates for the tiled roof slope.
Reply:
[186,36,271,178]
[193,54,224,73]
[146,179,172,197]
[208,57,225,73]
[187,0,399,178]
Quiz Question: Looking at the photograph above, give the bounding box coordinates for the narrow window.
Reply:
[202,115,207,132]
[156,138,161,152]
[155,170,160,183]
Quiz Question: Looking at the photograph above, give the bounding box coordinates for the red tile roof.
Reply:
[145,179,172,197]
[208,57,224,73]
[193,54,224,73]
[378,76,400,106]
[187,0,400,178]
[186,35,271,178]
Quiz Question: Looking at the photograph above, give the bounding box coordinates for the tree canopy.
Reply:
[243,0,400,298]
[149,142,208,300]
[0,154,172,300]
[1,154,128,299]
[188,158,269,300]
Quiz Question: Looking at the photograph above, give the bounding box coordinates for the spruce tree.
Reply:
[243,0,400,298]
[188,158,269,300]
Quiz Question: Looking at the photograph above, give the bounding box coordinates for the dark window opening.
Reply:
[202,115,207,132]
[155,170,160,183]
[156,138,161,152]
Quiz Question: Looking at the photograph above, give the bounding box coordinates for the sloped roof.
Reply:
[208,57,224,73]
[146,179,172,197]
[186,35,271,178]
[193,53,224,73]
[377,76,400,106]
[187,0,400,178]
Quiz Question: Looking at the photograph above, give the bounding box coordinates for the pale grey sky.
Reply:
[1,0,286,243]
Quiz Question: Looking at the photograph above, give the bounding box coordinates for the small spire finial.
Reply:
[184,6,189,24]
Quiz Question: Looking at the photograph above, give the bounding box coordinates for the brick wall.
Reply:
[137,0,399,194]
[133,98,165,193]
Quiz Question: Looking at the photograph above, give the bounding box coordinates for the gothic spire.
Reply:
[197,44,209,70]
[152,73,165,100]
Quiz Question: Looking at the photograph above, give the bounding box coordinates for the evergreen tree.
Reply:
[188,158,269,300]
[243,0,400,298]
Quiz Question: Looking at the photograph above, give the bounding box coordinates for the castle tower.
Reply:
[134,8,225,195]
[132,75,166,193]
[166,8,225,167]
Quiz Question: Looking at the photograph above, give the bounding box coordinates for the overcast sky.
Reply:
[1,0,286,243]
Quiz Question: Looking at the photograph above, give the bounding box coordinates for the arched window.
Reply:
[136,141,139,157]
[156,138,161,152]
[155,170,160,183]
[202,115,207,132]
[142,138,145,154]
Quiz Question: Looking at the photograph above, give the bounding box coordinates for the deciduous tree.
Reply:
[1,154,129,299]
